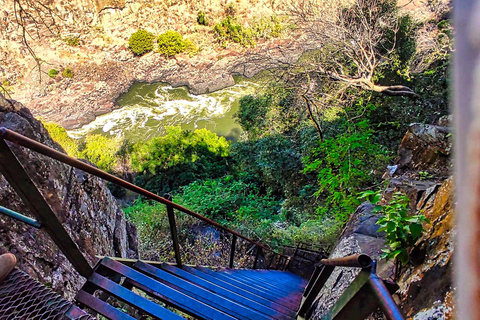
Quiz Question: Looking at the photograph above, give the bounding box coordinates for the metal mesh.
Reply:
[0,268,94,320]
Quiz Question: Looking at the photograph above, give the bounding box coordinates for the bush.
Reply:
[251,16,283,39]
[130,127,230,193]
[80,134,122,171]
[43,122,80,157]
[131,126,229,174]
[303,120,391,222]
[128,30,155,56]
[64,36,80,46]
[359,191,429,265]
[225,3,236,17]
[62,68,74,78]
[197,10,208,26]
[157,31,187,57]
[213,16,255,47]
[48,69,59,78]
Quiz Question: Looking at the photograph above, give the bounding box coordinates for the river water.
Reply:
[67,79,259,143]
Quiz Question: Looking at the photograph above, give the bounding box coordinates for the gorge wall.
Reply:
[0,92,138,300]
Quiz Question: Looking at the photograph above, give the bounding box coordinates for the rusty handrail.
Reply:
[298,254,405,320]
[0,127,289,263]
[321,254,372,268]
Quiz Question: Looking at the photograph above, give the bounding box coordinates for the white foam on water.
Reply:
[67,82,258,139]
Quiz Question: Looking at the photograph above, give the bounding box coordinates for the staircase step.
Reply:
[195,266,302,310]
[159,263,295,319]
[76,257,307,320]
[81,272,184,320]
[133,261,271,320]
[99,257,235,320]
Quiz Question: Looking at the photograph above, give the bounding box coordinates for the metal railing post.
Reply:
[164,194,182,267]
[229,234,237,268]
[253,246,261,269]
[367,261,404,320]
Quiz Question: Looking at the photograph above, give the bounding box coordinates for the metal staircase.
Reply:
[77,257,306,319]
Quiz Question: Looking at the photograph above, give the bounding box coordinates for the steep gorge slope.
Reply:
[0,92,138,299]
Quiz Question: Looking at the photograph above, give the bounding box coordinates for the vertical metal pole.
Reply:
[455,0,480,318]
[229,234,237,268]
[267,253,275,269]
[253,246,261,269]
[368,262,404,320]
[164,194,182,267]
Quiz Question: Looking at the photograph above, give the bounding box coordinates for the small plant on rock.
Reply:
[128,30,155,56]
[358,191,429,265]
[157,30,187,57]
[64,36,80,46]
[48,69,59,78]
[62,67,74,78]
[197,10,208,26]
[225,3,236,17]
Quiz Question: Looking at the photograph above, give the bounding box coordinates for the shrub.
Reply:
[80,134,122,171]
[303,120,391,222]
[225,3,236,17]
[48,69,59,78]
[128,30,155,56]
[251,16,283,39]
[62,68,74,78]
[197,10,208,26]
[64,36,80,46]
[43,122,80,157]
[157,30,187,57]
[131,126,229,173]
[213,16,254,47]
[359,191,429,265]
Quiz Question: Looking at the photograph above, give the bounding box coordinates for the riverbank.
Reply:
[12,37,308,129]
[0,0,310,129]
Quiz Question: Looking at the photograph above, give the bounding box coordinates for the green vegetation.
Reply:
[42,122,80,157]
[81,135,122,171]
[157,31,188,57]
[359,191,429,265]
[42,0,451,261]
[128,30,155,56]
[251,16,283,39]
[197,10,208,26]
[64,36,80,46]
[48,69,59,78]
[303,121,390,222]
[225,3,236,17]
[62,68,74,78]
[131,127,230,194]
[214,16,255,47]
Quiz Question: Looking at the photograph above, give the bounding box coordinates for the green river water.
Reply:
[67,79,259,143]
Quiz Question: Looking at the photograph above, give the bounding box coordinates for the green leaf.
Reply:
[372,194,382,204]
[409,223,423,240]
[386,221,396,232]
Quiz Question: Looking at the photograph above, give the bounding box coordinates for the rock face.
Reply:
[310,202,395,319]
[311,119,454,319]
[397,122,452,175]
[0,93,138,300]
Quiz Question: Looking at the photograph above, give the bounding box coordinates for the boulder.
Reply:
[397,123,452,175]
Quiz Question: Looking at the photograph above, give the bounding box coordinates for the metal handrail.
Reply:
[298,254,405,320]
[0,127,289,269]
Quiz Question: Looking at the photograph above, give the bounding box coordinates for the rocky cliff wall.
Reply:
[0,93,138,300]
[312,119,454,319]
